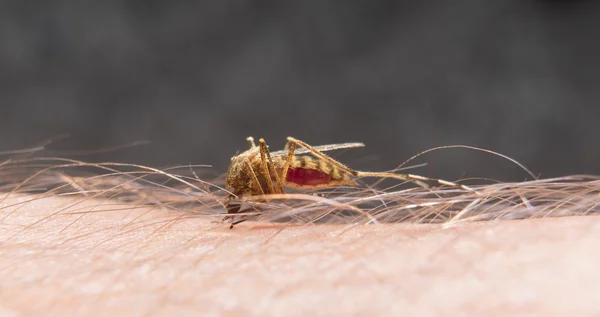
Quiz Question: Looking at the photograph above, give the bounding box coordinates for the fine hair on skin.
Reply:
[0,143,598,238]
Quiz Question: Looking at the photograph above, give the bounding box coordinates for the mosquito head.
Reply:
[225,152,253,196]
[225,193,241,214]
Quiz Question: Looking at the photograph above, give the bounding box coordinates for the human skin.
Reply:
[1,194,599,316]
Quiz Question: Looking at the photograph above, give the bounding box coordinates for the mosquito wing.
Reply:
[270,142,365,157]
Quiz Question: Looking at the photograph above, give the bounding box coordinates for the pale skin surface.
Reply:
[1,194,600,316]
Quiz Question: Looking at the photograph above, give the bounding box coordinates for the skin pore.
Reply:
[1,193,600,316]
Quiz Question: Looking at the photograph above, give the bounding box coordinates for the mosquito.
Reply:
[224,136,477,227]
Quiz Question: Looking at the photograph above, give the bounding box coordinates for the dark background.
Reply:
[1,1,599,182]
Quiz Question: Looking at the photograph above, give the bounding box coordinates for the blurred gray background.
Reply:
[1,0,599,182]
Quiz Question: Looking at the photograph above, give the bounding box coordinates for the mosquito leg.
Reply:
[257,138,278,194]
[258,138,285,194]
[286,137,358,176]
[355,171,479,194]
[280,140,297,189]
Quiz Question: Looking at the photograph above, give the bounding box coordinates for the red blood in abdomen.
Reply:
[285,168,331,186]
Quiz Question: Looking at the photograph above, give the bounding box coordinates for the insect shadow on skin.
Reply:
[223,136,481,228]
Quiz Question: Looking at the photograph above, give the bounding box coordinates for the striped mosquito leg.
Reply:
[356,171,480,195]
[280,141,297,188]
[259,138,285,194]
